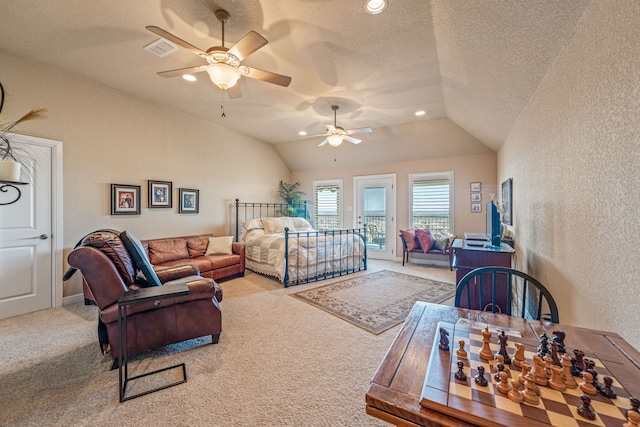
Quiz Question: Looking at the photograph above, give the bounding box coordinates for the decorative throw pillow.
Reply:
[120,231,162,287]
[400,229,419,251]
[433,232,456,254]
[415,229,435,253]
[292,217,313,230]
[262,217,295,234]
[205,236,234,255]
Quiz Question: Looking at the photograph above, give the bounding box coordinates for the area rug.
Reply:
[291,270,456,334]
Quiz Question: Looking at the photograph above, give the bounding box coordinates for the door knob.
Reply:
[40,234,49,240]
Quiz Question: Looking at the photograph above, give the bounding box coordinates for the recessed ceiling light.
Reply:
[182,74,197,82]
[365,0,387,14]
[415,110,426,116]
[299,131,307,136]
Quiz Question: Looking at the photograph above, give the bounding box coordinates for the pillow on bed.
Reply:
[262,217,296,234]
[205,236,234,255]
[242,218,263,231]
[292,217,313,230]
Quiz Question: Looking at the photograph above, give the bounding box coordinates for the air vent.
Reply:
[144,39,179,57]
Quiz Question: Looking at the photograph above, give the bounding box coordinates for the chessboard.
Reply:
[419,322,636,427]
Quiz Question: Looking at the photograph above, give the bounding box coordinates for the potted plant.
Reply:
[276,180,308,218]
[0,82,47,182]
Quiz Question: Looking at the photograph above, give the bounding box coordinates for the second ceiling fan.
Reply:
[312,105,373,147]
[146,9,291,99]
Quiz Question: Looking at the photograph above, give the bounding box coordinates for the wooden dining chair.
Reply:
[455,266,559,323]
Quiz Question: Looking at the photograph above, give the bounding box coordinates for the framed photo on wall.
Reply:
[179,188,199,214]
[471,203,482,213]
[148,180,172,208]
[111,184,141,215]
[470,182,481,192]
[470,192,482,202]
[501,178,513,225]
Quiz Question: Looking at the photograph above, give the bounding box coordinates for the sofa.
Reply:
[399,228,456,270]
[67,230,224,362]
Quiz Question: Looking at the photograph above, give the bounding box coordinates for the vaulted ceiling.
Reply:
[0,0,591,171]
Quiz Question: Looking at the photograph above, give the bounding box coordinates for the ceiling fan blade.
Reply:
[227,84,243,99]
[324,124,337,132]
[344,135,362,144]
[318,139,329,147]
[245,67,292,87]
[146,26,205,56]
[228,31,268,61]
[346,127,373,135]
[157,65,208,78]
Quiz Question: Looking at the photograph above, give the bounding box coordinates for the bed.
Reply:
[234,199,367,287]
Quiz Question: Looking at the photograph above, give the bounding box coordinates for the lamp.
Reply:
[327,134,344,147]
[206,63,241,90]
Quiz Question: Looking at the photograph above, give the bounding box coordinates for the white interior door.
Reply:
[354,174,396,260]
[0,135,60,319]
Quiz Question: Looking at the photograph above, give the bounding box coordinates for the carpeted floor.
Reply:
[0,260,455,427]
[291,270,456,334]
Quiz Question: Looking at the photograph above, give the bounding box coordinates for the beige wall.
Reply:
[498,0,640,348]
[292,151,497,256]
[0,50,291,297]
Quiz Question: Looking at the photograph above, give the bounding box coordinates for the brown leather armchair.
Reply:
[67,231,223,363]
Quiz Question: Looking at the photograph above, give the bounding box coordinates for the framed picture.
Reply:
[179,188,199,214]
[470,182,481,192]
[111,184,141,215]
[148,180,172,208]
[470,192,482,202]
[471,203,482,213]
[501,178,513,225]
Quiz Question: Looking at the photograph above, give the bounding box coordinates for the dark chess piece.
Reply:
[455,361,467,381]
[493,362,505,382]
[599,376,617,399]
[475,365,488,387]
[577,394,596,420]
[551,341,562,367]
[629,397,640,413]
[583,359,602,391]
[439,327,450,351]
[552,330,566,354]
[537,332,550,357]
[572,349,585,376]
[495,330,512,365]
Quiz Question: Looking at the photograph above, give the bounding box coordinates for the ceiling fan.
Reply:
[311,105,373,147]
[146,9,291,99]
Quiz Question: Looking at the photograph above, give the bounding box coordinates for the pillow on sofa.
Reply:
[400,229,419,251]
[415,229,436,253]
[120,231,162,287]
[262,217,295,234]
[205,236,234,255]
[432,232,456,254]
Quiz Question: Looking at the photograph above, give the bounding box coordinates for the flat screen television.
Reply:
[486,201,501,247]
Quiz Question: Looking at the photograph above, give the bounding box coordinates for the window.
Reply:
[313,180,342,229]
[409,172,453,234]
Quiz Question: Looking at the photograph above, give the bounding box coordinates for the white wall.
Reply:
[0,50,291,297]
[498,0,640,348]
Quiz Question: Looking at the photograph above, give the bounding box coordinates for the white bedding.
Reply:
[242,227,365,284]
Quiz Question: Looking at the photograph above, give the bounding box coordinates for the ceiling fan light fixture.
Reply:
[327,134,344,147]
[365,0,387,14]
[206,63,241,90]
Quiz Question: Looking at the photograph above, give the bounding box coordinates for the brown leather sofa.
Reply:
[142,234,245,282]
[67,231,224,362]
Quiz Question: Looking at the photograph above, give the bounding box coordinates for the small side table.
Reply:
[118,284,189,402]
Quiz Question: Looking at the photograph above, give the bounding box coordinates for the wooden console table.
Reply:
[365,302,640,427]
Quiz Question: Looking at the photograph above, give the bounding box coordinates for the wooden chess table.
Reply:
[366,302,640,427]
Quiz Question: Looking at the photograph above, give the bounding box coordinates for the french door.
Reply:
[354,174,396,260]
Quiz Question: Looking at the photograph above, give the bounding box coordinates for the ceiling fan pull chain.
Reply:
[221,91,226,117]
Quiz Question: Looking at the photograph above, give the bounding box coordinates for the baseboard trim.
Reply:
[63,293,84,306]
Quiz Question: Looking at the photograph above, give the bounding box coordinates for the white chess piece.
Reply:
[513,342,526,368]
[561,353,578,389]
[479,326,493,361]
[456,339,468,359]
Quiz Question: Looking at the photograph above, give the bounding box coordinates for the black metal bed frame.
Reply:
[234,199,367,287]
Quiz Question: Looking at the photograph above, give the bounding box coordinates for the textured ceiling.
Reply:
[0,0,591,171]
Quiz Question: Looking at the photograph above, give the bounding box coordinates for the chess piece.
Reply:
[495,330,511,364]
[439,327,450,351]
[630,397,640,414]
[497,371,511,394]
[495,355,510,376]
[579,371,598,395]
[561,353,578,389]
[551,340,562,366]
[624,410,640,427]
[577,394,596,420]
[549,365,566,391]
[537,332,550,357]
[544,354,553,380]
[475,365,488,387]
[533,355,548,386]
[513,342,526,368]
[522,376,540,405]
[454,361,467,381]
[572,349,585,376]
[518,361,531,385]
[552,330,566,353]
[456,340,468,359]
[479,326,494,361]
[507,380,524,403]
[493,362,505,382]
[599,376,617,399]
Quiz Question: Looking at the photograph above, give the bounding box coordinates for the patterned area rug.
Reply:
[291,270,456,334]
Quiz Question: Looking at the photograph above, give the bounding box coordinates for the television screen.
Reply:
[486,201,501,246]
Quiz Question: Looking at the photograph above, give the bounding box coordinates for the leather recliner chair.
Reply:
[67,230,223,363]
